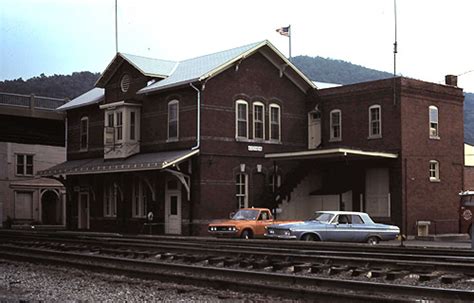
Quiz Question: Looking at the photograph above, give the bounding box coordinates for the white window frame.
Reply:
[115,111,123,142]
[80,117,89,151]
[329,109,342,142]
[368,104,382,139]
[132,180,147,218]
[167,100,179,141]
[235,100,249,140]
[236,173,248,209]
[104,182,117,217]
[253,102,265,141]
[269,103,281,142]
[429,105,439,139]
[130,110,136,141]
[429,160,440,182]
[15,154,34,176]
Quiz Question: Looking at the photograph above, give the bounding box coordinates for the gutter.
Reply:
[190,83,201,150]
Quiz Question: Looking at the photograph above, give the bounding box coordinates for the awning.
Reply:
[39,149,199,176]
[265,147,398,161]
[10,177,64,188]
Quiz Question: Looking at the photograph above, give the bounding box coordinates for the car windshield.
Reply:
[232,209,259,220]
[308,212,334,223]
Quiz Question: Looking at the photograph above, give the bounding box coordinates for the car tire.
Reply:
[301,234,317,241]
[367,236,380,245]
[241,230,253,239]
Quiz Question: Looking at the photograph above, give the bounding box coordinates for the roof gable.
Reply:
[95,53,177,88]
[138,40,316,94]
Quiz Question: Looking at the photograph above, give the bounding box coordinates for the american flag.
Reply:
[276,26,290,37]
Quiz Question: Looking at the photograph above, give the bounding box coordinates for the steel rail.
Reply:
[0,244,473,302]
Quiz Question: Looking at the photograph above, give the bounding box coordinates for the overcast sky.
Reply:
[1,0,473,92]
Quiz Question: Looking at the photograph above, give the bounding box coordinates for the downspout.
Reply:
[190,82,201,150]
[189,82,201,236]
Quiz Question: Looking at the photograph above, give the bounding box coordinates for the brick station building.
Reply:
[40,40,464,236]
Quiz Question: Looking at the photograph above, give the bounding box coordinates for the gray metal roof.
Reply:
[120,53,177,77]
[38,149,199,176]
[57,87,104,111]
[138,41,265,94]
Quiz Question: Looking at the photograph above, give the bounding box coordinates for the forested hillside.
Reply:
[0,72,99,99]
[292,55,393,84]
[1,57,473,143]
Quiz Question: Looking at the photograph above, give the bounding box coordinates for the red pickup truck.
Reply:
[208,208,297,239]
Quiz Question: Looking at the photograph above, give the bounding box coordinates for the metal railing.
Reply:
[0,92,68,110]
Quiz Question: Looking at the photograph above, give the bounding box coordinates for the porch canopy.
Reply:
[38,149,199,176]
[265,147,398,161]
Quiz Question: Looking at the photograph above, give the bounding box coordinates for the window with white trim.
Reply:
[429,160,440,181]
[236,100,248,139]
[236,173,248,209]
[253,102,265,140]
[269,104,281,141]
[168,100,179,141]
[115,111,123,141]
[368,105,382,138]
[329,109,342,141]
[269,173,281,193]
[104,182,117,217]
[132,180,147,218]
[130,111,136,140]
[80,117,88,151]
[429,105,439,138]
[16,154,33,176]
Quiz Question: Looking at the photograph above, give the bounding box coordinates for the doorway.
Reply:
[165,178,181,234]
[78,192,89,229]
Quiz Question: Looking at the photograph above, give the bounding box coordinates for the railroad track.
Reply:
[0,230,473,302]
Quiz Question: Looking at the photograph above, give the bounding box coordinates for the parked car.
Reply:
[208,208,299,239]
[265,211,400,244]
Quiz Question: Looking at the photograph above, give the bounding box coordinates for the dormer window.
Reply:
[120,74,131,92]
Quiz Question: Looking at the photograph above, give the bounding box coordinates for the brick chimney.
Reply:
[445,74,458,86]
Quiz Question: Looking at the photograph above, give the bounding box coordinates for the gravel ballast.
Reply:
[0,259,293,302]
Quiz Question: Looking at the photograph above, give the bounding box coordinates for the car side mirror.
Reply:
[229,212,235,219]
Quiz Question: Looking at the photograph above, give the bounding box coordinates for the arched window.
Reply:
[168,100,179,141]
[269,103,281,142]
[235,100,248,139]
[329,109,342,141]
[253,102,265,140]
[429,105,439,138]
[368,104,382,138]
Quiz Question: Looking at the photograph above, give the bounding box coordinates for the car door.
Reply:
[332,214,354,242]
[255,210,272,237]
[349,214,368,242]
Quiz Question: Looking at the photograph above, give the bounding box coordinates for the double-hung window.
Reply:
[80,117,88,151]
[429,105,439,138]
[269,104,281,142]
[253,102,265,140]
[115,111,123,141]
[130,111,136,140]
[168,100,179,141]
[16,154,33,176]
[132,180,147,218]
[329,109,342,141]
[429,160,440,181]
[236,100,248,139]
[368,105,382,138]
[104,182,117,217]
[236,173,248,209]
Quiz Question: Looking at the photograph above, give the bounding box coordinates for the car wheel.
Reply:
[301,234,316,241]
[367,236,380,245]
[241,230,253,239]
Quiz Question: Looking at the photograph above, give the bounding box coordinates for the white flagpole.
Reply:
[115,0,119,53]
[288,25,292,61]
[393,0,398,76]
